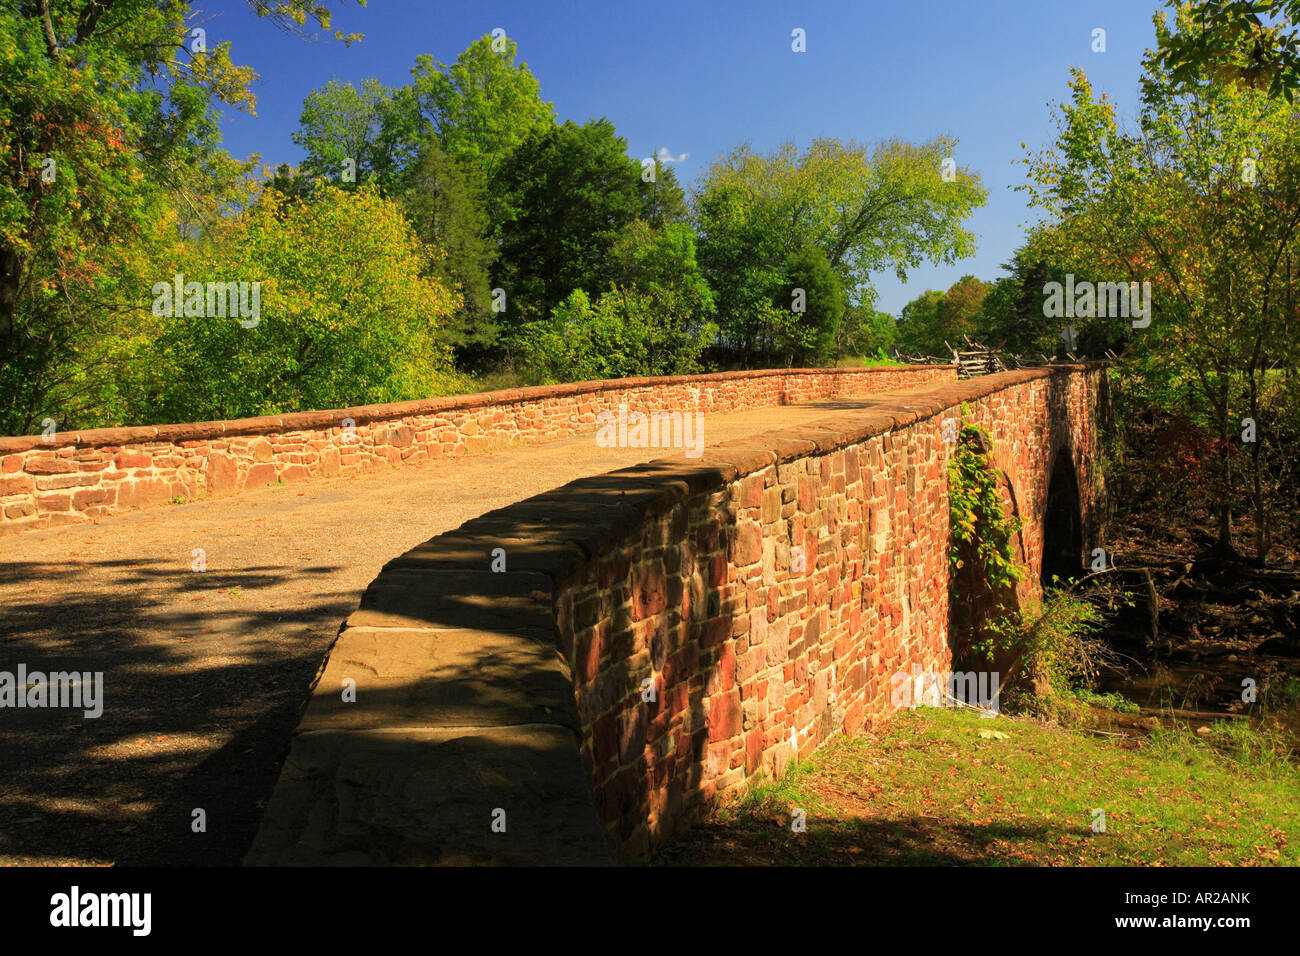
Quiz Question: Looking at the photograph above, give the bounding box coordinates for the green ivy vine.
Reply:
[947,408,1027,662]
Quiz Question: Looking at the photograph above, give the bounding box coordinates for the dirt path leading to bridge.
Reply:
[0,398,884,867]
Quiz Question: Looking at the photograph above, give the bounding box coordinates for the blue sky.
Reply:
[209,0,1167,315]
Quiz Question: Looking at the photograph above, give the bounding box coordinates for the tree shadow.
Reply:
[651,813,1123,866]
[0,555,351,865]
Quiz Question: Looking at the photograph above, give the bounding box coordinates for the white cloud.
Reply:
[656,147,689,164]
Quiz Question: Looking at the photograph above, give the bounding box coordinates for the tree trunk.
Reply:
[1247,368,1271,565]
[0,247,20,346]
[1212,382,1234,556]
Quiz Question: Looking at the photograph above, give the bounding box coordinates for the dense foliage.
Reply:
[2,6,994,431]
[1020,3,1300,560]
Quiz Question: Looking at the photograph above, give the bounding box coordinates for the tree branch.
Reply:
[37,0,59,57]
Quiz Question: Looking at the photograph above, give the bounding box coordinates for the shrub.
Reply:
[123,184,457,423]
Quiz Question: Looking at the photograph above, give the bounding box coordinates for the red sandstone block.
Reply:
[796,478,814,511]
[35,492,72,512]
[664,681,689,718]
[245,462,277,487]
[278,464,311,483]
[736,645,764,685]
[745,728,763,774]
[576,623,606,684]
[24,458,75,475]
[662,644,697,690]
[0,475,35,495]
[592,712,619,764]
[844,700,864,736]
[705,739,731,778]
[114,477,170,508]
[732,521,762,566]
[707,552,726,587]
[38,473,102,491]
[2,455,21,473]
[4,501,36,519]
[72,487,109,510]
[701,615,731,649]
[705,643,736,695]
[618,707,647,765]
[598,553,631,590]
[707,689,742,743]
[113,453,152,470]
[630,561,667,621]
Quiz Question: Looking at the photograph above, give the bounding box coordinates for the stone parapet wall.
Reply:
[0,365,953,536]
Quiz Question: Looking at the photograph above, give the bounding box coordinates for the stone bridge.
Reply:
[0,364,1109,866]
[241,365,1110,865]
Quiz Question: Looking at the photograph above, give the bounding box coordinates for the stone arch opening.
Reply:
[947,428,1024,675]
[1041,448,1084,587]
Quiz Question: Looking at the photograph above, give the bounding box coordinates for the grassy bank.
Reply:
[652,708,1298,866]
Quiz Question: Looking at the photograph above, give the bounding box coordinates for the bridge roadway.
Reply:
[0,396,895,866]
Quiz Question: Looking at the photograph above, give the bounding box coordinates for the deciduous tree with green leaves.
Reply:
[693,136,986,365]
[492,118,649,329]
[292,78,420,194]
[1156,0,1300,101]
[411,34,554,180]
[136,184,458,424]
[0,0,364,434]
[1022,4,1300,560]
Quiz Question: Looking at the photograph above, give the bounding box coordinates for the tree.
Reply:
[492,118,646,329]
[695,137,987,306]
[640,161,689,227]
[694,136,986,365]
[1023,7,1300,560]
[934,274,992,346]
[518,287,715,384]
[606,219,714,318]
[781,243,843,365]
[292,78,420,194]
[0,0,363,435]
[265,162,315,201]
[403,138,497,360]
[514,218,716,383]
[895,289,945,355]
[837,305,897,358]
[1156,0,1300,101]
[975,234,1129,357]
[137,184,457,423]
[975,240,1064,354]
[411,35,554,180]
[692,181,796,362]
